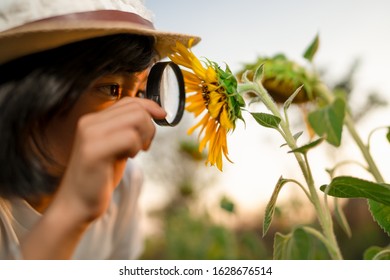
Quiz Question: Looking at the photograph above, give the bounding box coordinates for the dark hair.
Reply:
[0,34,156,199]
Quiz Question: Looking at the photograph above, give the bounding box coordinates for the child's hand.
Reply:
[55,97,166,222]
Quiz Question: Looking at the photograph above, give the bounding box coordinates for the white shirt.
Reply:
[0,161,143,259]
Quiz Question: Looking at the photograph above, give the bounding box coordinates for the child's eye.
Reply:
[96,84,121,99]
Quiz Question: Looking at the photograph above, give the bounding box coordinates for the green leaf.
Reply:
[320,176,390,206]
[386,127,390,143]
[251,112,281,129]
[364,246,390,260]
[303,34,320,62]
[293,131,304,141]
[289,137,324,154]
[308,98,346,146]
[220,196,235,213]
[280,131,303,147]
[273,232,290,260]
[263,176,287,237]
[368,200,390,236]
[273,227,330,259]
[284,85,304,111]
[323,176,390,235]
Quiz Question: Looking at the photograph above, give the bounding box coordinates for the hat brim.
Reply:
[0,20,200,64]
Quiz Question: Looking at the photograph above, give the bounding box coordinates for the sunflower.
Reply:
[237,54,320,103]
[237,54,322,139]
[169,40,245,171]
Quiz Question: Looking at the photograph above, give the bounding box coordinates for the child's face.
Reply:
[43,70,149,175]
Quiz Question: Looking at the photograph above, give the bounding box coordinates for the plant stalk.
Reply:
[239,82,343,259]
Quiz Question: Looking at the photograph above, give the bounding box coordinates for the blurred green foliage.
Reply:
[140,196,389,260]
[139,74,389,259]
[141,206,268,260]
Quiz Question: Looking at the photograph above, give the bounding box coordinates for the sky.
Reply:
[147,0,390,94]
[138,0,390,218]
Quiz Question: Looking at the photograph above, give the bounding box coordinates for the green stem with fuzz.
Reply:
[327,160,369,178]
[239,82,343,260]
[283,178,313,203]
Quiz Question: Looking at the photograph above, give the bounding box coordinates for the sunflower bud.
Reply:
[237,54,320,103]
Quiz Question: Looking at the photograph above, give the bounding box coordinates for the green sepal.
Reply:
[210,60,246,127]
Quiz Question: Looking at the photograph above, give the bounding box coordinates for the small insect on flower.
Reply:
[169,40,245,171]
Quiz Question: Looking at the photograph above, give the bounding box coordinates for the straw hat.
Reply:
[0,0,200,64]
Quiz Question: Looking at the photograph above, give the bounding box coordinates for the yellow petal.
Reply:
[199,119,217,152]
[182,69,200,83]
[169,40,243,172]
[187,113,210,135]
[186,83,202,93]
[219,106,234,129]
[208,100,224,119]
[219,127,233,163]
[209,127,223,170]
[186,93,204,103]
[186,102,205,117]
[206,83,219,92]
[205,66,218,83]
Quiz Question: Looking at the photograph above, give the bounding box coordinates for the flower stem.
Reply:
[344,115,384,183]
[239,82,343,259]
[327,160,369,178]
[302,226,342,259]
[283,178,313,203]
[367,126,389,150]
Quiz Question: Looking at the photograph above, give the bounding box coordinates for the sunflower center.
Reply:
[202,84,211,107]
[201,83,231,124]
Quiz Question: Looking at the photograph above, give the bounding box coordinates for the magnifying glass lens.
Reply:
[146,62,185,126]
[160,65,180,124]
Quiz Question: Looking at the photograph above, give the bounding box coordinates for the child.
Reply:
[0,0,199,259]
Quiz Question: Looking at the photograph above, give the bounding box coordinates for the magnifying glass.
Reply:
[146,62,185,126]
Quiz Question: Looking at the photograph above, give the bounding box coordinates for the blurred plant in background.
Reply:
[138,122,269,259]
[139,35,389,260]
[235,35,390,259]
